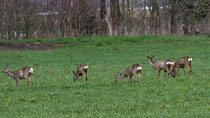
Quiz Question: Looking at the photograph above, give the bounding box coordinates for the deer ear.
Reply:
[72,70,75,74]
[6,64,8,67]
[147,56,149,58]
[152,55,155,58]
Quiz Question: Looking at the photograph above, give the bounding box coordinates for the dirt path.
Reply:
[0,42,60,51]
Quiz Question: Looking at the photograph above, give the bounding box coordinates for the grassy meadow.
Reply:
[0,35,210,117]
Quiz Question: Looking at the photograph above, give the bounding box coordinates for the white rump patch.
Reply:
[29,67,33,73]
[137,67,142,70]
[84,66,89,69]
[188,58,192,62]
[166,62,174,65]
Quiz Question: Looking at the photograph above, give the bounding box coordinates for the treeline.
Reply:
[0,0,209,40]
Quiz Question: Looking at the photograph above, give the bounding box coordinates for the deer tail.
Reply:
[84,66,88,70]
[166,62,174,65]
[188,58,192,62]
[137,66,142,71]
[29,67,34,73]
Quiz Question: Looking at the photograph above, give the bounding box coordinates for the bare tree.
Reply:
[170,0,177,34]
[110,0,122,35]
[100,0,107,35]
[0,0,209,39]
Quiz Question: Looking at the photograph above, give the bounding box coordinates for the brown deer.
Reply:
[2,65,34,86]
[115,64,143,83]
[72,63,88,81]
[171,56,192,76]
[147,56,175,77]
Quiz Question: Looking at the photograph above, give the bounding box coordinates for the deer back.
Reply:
[115,64,142,82]
[155,59,170,69]
[175,56,192,67]
[76,63,88,75]
[155,59,175,73]
[123,64,142,76]
[175,57,185,65]
[13,66,33,78]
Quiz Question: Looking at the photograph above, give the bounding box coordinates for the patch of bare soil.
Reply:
[0,42,62,51]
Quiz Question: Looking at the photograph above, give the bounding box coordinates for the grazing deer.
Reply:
[2,65,34,86]
[115,64,143,83]
[147,56,175,77]
[72,63,88,81]
[171,56,192,76]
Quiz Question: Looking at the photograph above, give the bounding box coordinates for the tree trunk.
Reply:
[100,0,106,20]
[110,0,122,35]
[100,0,107,35]
[170,0,176,34]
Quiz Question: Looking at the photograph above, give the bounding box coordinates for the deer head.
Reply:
[147,55,154,58]
[115,72,122,82]
[72,70,79,81]
[171,66,176,77]
[2,65,9,73]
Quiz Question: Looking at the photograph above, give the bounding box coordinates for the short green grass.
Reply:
[0,35,210,117]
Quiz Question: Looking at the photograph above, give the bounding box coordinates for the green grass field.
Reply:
[0,35,210,117]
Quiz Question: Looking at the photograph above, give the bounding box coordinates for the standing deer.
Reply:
[115,64,143,83]
[171,56,192,76]
[147,56,175,77]
[72,63,88,81]
[2,65,34,86]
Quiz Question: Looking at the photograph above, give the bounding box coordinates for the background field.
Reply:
[0,35,209,117]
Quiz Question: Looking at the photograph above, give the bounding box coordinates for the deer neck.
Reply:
[116,73,125,81]
[149,59,157,68]
[119,73,126,79]
[7,71,15,78]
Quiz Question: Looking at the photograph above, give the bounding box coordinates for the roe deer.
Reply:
[171,56,192,76]
[115,64,143,83]
[2,65,34,86]
[147,56,175,77]
[72,63,88,81]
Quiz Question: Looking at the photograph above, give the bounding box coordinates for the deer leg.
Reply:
[80,74,83,81]
[183,67,185,75]
[84,72,87,81]
[80,72,87,82]
[157,69,160,77]
[30,76,33,85]
[138,72,142,83]
[17,78,20,86]
[166,66,170,77]
[186,63,192,75]
[189,64,192,75]
[129,76,133,82]
[167,70,170,77]
[164,71,166,78]
[77,76,80,81]
[126,76,130,83]
[16,79,18,86]
[177,68,180,75]
[134,74,138,83]
[26,76,29,85]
